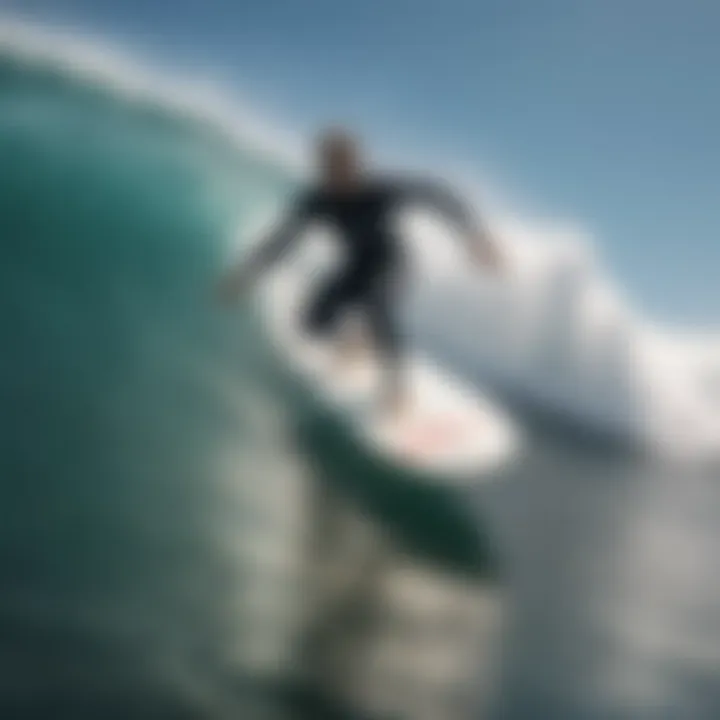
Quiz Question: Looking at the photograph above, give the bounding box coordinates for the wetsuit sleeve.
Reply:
[393,178,478,235]
[244,192,316,274]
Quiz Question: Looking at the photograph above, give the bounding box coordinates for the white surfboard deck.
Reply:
[259,264,519,480]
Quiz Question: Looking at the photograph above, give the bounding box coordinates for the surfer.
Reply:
[217,128,502,418]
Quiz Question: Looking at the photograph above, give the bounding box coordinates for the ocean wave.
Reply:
[1,14,718,460]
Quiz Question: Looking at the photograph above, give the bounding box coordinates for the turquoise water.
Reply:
[0,47,289,716]
[1,37,720,720]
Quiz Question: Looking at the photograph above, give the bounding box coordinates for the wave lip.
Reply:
[0,14,305,174]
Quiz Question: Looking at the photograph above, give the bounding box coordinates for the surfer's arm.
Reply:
[216,196,312,302]
[398,178,502,271]
[245,208,310,275]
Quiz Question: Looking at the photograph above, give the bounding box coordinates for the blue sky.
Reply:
[6,0,720,325]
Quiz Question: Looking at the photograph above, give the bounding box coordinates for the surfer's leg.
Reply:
[364,265,405,415]
[302,266,370,369]
[302,271,350,339]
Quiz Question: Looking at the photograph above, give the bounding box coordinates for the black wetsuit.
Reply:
[250,176,476,366]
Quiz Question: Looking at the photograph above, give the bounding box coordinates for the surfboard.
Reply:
[258,260,519,481]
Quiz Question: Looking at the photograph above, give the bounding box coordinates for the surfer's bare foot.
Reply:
[332,323,370,374]
[379,387,409,422]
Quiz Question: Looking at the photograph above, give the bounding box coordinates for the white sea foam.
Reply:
[405,211,720,459]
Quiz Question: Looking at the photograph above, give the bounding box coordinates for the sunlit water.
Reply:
[0,32,719,720]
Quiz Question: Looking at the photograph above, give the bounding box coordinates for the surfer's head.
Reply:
[316,127,363,189]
